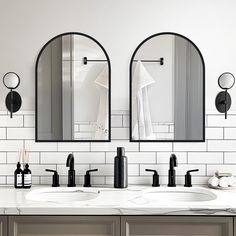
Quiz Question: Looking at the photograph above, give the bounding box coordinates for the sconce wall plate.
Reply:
[5,91,22,113]
[215,91,231,113]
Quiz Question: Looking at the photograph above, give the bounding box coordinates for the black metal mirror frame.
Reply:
[129,32,205,142]
[35,32,111,142]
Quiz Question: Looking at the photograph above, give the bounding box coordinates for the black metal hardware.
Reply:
[114,147,128,188]
[168,154,178,187]
[5,90,22,118]
[129,32,206,143]
[83,57,107,65]
[35,32,111,142]
[215,90,232,119]
[215,72,235,119]
[133,57,164,65]
[45,169,60,187]
[145,169,160,187]
[66,153,76,187]
[3,72,22,118]
[83,169,98,187]
[184,169,199,187]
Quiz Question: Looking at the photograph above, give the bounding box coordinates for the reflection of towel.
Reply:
[132,61,155,140]
[94,66,109,140]
[94,66,108,89]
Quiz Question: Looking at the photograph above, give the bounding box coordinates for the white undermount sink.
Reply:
[142,187,217,202]
[25,187,100,203]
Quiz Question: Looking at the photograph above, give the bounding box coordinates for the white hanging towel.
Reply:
[132,61,155,140]
[94,66,109,140]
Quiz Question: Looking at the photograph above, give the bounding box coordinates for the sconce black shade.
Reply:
[5,91,22,113]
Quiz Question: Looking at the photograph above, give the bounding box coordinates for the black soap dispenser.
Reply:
[22,163,32,188]
[14,162,23,188]
[114,147,128,188]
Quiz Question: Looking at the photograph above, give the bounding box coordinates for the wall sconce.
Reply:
[215,72,235,119]
[3,72,22,118]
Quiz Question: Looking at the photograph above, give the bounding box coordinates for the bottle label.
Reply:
[24,174,31,186]
[17,174,22,186]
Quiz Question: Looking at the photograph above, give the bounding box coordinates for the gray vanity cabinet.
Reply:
[5,215,235,236]
[9,216,120,236]
[122,216,233,236]
[0,217,7,236]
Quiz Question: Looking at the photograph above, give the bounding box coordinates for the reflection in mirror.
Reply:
[36,33,110,141]
[130,32,205,142]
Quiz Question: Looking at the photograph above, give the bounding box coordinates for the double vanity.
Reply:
[0,185,236,235]
[1,152,235,236]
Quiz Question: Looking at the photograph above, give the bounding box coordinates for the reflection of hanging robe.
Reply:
[132,61,155,140]
[94,66,109,140]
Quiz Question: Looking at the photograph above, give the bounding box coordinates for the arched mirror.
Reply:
[130,32,205,142]
[36,32,111,142]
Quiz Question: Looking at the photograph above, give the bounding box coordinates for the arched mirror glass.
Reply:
[36,32,111,141]
[130,32,205,142]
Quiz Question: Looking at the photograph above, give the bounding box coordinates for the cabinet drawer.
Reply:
[122,216,233,236]
[0,216,7,236]
[9,216,120,236]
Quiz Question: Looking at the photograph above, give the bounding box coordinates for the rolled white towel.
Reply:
[219,177,229,188]
[227,176,236,187]
[208,176,219,187]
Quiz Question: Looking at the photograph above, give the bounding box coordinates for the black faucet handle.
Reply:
[84,169,98,187]
[86,169,98,174]
[45,169,57,173]
[186,169,199,174]
[145,169,157,174]
[145,169,160,187]
[184,169,199,187]
[45,169,60,187]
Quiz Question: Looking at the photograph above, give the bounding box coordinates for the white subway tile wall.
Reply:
[0,111,235,186]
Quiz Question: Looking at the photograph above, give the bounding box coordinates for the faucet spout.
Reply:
[168,154,178,187]
[169,154,178,170]
[66,153,76,187]
[66,153,74,170]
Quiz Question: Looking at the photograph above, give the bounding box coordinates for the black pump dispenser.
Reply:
[22,163,31,188]
[114,147,128,188]
[14,162,22,188]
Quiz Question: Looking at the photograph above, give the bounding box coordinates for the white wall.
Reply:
[0,0,236,112]
[1,1,236,186]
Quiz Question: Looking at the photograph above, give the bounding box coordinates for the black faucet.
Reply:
[66,153,76,187]
[168,154,178,187]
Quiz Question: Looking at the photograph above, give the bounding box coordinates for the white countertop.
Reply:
[1,185,236,215]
